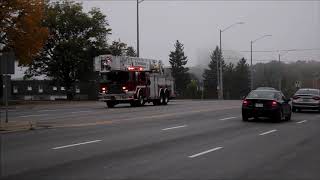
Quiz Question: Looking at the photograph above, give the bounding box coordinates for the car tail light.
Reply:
[243,100,251,106]
[271,101,278,107]
[313,96,320,100]
[293,96,300,100]
[101,87,107,93]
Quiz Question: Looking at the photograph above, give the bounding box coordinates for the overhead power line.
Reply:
[224,48,320,53]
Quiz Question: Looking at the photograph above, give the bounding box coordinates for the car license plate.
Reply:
[302,99,310,102]
[255,103,263,107]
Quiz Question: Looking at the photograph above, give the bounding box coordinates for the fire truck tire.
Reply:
[136,95,144,107]
[162,94,169,105]
[106,101,115,108]
[159,93,164,105]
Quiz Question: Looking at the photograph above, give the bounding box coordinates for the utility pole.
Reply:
[278,53,281,91]
[136,0,140,57]
[219,29,223,99]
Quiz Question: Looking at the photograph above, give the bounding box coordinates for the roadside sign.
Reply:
[295,81,301,88]
[0,52,15,74]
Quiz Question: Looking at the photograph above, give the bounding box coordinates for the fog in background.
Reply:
[79,0,320,67]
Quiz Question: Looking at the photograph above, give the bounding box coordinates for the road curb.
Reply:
[0,121,37,134]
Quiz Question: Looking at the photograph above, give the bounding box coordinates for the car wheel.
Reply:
[285,111,292,121]
[277,110,284,122]
[242,113,249,121]
[106,101,115,108]
[292,107,297,112]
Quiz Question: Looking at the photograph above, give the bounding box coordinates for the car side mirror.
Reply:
[241,96,246,100]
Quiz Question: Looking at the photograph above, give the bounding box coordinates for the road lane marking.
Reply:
[18,114,49,118]
[296,120,307,124]
[71,110,93,114]
[219,116,237,121]
[52,140,102,150]
[162,125,187,131]
[259,129,277,136]
[38,109,58,112]
[189,147,223,158]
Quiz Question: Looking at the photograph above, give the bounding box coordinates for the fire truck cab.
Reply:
[94,55,175,108]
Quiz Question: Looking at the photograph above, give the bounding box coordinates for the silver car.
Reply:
[292,88,320,112]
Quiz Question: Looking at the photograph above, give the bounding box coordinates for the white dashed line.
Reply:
[189,147,223,158]
[296,120,307,124]
[219,117,237,121]
[52,140,102,150]
[18,114,49,118]
[259,129,277,136]
[162,125,187,131]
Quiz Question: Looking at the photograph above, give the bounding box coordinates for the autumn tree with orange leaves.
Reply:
[0,0,48,65]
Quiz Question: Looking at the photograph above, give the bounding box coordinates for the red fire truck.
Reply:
[94,55,175,108]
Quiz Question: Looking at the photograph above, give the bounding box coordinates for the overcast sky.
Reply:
[79,0,320,66]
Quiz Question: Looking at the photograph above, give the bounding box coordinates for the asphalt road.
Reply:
[1,100,320,180]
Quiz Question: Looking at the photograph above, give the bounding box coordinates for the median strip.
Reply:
[189,147,223,158]
[259,129,277,136]
[52,140,102,150]
[162,125,187,131]
[296,120,307,124]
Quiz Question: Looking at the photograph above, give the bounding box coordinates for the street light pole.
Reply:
[250,34,272,90]
[250,41,253,90]
[278,53,281,90]
[218,29,222,99]
[218,22,244,99]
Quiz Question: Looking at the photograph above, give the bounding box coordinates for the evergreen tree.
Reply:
[169,40,190,96]
[126,46,137,57]
[234,57,250,98]
[202,46,224,99]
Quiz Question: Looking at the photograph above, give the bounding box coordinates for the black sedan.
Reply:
[242,89,292,121]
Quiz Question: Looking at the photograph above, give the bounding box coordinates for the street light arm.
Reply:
[252,34,272,43]
[138,0,144,4]
[221,22,245,32]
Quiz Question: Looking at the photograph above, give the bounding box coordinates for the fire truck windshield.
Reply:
[101,71,129,84]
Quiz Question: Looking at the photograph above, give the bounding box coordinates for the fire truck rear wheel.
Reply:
[162,94,169,105]
[106,101,115,108]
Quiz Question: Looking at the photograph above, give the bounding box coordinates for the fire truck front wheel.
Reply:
[106,101,115,108]
[136,95,145,107]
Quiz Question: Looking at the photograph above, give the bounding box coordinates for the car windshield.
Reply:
[296,89,319,95]
[246,90,277,99]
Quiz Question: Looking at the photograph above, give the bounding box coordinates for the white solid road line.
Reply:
[71,110,93,114]
[296,120,308,124]
[162,125,187,131]
[189,147,223,158]
[18,114,49,118]
[219,116,237,121]
[259,129,277,136]
[52,140,102,150]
